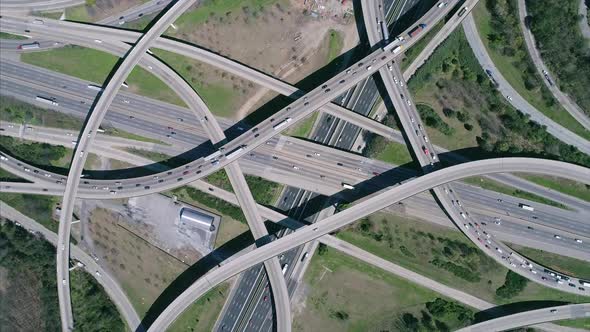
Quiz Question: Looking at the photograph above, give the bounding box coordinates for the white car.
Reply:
[575,239,583,243]
[423,136,428,142]
[62,279,67,286]
[506,95,513,101]
[406,100,411,106]
[554,235,561,239]
[0,155,7,161]
[410,117,415,123]
[292,165,300,170]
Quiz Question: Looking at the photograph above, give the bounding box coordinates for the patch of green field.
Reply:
[104,128,165,144]
[0,32,28,40]
[288,112,318,138]
[336,212,590,304]
[1,96,82,130]
[557,318,590,330]
[153,48,240,118]
[21,45,185,107]
[517,174,590,203]
[401,20,444,71]
[0,168,23,181]
[463,176,570,210]
[173,0,282,31]
[375,141,414,166]
[326,29,344,63]
[509,244,590,280]
[471,2,590,140]
[168,284,229,332]
[65,4,93,22]
[34,11,64,19]
[294,245,475,331]
[0,194,60,233]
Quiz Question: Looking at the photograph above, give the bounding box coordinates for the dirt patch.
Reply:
[83,207,188,314]
[168,0,356,119]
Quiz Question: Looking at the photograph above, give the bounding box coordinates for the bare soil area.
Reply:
[167,0,357,119]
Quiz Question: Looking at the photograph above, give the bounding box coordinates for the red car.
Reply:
[422,146,429,155]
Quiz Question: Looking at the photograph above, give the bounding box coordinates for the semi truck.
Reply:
[225,145,247,159]
[35,96,58,106]
[408,23,427,38]
[18,42,40,50]
[458,6,469,17]
[272,117,292,130]
[519,203,534,211]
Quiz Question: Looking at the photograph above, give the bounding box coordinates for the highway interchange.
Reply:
[1,0,589,331]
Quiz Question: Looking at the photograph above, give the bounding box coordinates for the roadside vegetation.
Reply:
[21,45,186,107]
[0,194,60,233]
[402,20,444,70]
[362,114,416,168]
[168,284,229,332]
[509,244,590,280]
[472,1,590,139]
[294,245,475,331]
[1,96,82,130]
[0,32,28,40]
[1,96,160,143]
[463,176,570,210]
[526,0,590,116]
[336,212,590,304]
[516,174,590,202]
[408,28,590,168]
[153,48,250,118]
[0,221,124,331]
[0,136,68,169]
[326,29,344,63]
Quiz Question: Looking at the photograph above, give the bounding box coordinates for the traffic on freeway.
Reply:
[2,0,589,331]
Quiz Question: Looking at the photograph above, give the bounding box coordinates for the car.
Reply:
[460,212,466,219]
[62,279,67,285]
[95,271,101,277]
[422,146,429,155]
[554,235,561,239]
[263,295,268,302]
[550,309,558,313]
[423,135,428,142]
[0,155,7,161]
[437,2,447,8]
[575,239,583,243]
[292,165,299,170]
[314,152,321,156]
[430,153,437,160]
[496,247,503,253]
[144,185,150,189]
[406,100,411,106]
[506,95,513,101]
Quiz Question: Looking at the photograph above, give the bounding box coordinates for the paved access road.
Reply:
[517,0,590,130]
[462,13,590,155]
[456,303,590,332]
[146,158,590,331]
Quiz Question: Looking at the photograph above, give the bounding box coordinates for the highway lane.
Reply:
[462,13,590,155]
[53,0,202,330]
[3,122,590,255]
[361,0,590,305]
[517,0,590,131]
[3,11,589,154]
[0,202,142,331]
[2,61,587,214]
[146,158,590,331]
[0,0,84,12]
[456,303,590,332]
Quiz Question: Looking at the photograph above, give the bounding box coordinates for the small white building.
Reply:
[179,207,215,232]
